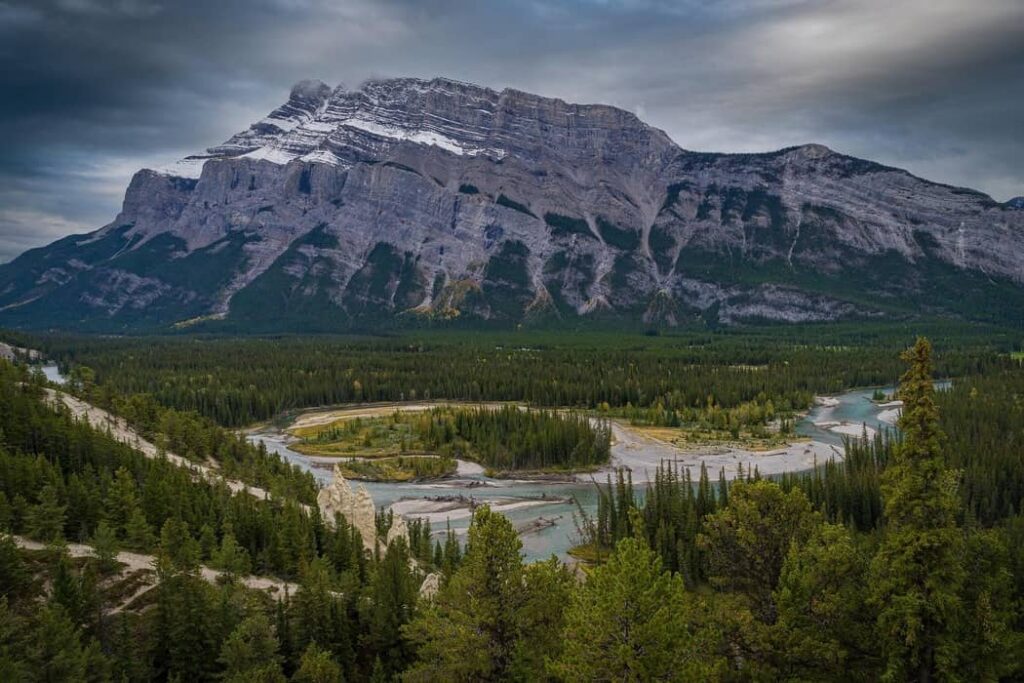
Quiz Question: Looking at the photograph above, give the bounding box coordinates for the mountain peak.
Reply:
[9,76,1021,332]
[784,143,833,160]
[289,78,332,101]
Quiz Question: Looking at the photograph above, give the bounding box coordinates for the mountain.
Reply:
[2,76,1022,331]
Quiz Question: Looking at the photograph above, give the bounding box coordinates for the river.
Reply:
[247,384,924,561]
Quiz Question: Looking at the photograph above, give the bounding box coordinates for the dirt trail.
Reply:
[45,388,274,500]
[12,535,298,605]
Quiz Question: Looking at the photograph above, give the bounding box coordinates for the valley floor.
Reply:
[275,400,844,484]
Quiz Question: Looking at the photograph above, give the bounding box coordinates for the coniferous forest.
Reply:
[1,326,1024,681]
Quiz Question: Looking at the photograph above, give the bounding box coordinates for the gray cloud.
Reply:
[1,0,1021,262]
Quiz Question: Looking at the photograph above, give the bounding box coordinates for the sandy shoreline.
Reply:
[389,495,568,522]
[591,421,843,483]
[277,401,850,486]
[289,400,519,431]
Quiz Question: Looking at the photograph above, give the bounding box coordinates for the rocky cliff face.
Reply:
[1,76,1022,330]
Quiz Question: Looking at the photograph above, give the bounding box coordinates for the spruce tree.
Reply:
[773,522,879,679]
[90,520,119,575]
[25,484,66,543]
[360,537,418,677]
[869,337,965,680]
[218,612,286,682]
[293,643,343,683]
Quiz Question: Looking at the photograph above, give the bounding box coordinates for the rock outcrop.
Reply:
[317,465,408,551]
[418,572,441,599]
[1,76,1022,330]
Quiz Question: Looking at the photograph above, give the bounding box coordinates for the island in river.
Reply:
[246,384,909,561]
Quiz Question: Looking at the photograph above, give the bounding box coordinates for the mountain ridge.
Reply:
[2,76,1022,331]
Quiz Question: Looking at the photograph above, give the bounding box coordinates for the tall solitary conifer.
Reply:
[869,338,964,681]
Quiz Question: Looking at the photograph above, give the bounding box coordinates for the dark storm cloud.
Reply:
[1,0,1022,262]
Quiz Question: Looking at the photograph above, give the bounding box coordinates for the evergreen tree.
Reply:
[403,505,540,681]
[158,518,200,573]
[552,533,723,681]
[0,598,28,681]
[513,556,574,680]
[105,467,139,539]
[359,537,418,677]
[773,522,879,679]
[0,536,30,605]
[219,612,286,683]
[869,338,965,680]
[291,557,354,672]
[90,520,120,575]
[25,484,66,543]
[212,530,253,581]
[151,567,219,681]
[124,507,156,552]
[293,643,343,683]
[26,604,108,682]
[699,479,818,623]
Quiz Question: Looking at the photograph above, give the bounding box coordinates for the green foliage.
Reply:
[700,480,818,623]
[24,484,66,543]
[212,531,253,580]
[553,535,724,681]
[403,505,566,681]
[90,520,120,575]
[359,538,419,677]
[293,643,343,683]
[3,331,1024,680]
[219,612,286,683]
[773,522,880,679]
[417,405,611,471]
[869,338,967,680]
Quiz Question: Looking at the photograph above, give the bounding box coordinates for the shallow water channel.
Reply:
[248,385,913,561]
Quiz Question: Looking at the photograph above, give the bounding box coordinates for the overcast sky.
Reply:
[1,0,1021,262]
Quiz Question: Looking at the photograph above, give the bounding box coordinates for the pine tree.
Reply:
[291,557,354,671]
[25,484,66,543]
[403,505,530,681]
[219,612,286,682]
[869,337,965,680]
[212,531,253,581]
[105,467,139,539]
[124,507,156,551]
[91,520,120,575]
[359,537,418,677]
[512,556,574,680]
[699,479,818,623]
[0,536,30,606]
[552,533,723,681]
[293,643,343,683]
[0,597,29,681]
[158,518,200,573]
[772,522,879,679]
[26,604,108,682]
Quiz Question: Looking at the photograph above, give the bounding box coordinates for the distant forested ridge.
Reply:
[35,324,1014,426]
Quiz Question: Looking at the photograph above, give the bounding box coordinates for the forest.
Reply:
[298,406,610,474]
[1,327,1023,680]
[34,322,1016,427]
